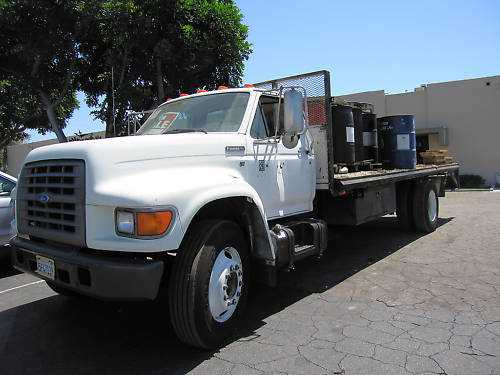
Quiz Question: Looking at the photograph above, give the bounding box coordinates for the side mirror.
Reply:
[283,89,306,149]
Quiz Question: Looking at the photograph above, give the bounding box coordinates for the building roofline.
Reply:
[423,74,499,88]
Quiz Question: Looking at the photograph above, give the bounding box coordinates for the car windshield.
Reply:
[136,92,250,135]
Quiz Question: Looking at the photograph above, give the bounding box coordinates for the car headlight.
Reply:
[116,208,174,237]
[116,210,135,235]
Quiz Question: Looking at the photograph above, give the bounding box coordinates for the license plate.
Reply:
[36,255,55,280]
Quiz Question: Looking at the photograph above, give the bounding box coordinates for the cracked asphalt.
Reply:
[0,191,499,374]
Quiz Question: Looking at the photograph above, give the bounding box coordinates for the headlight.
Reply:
[116,210,135,235]
[115,208,174,237]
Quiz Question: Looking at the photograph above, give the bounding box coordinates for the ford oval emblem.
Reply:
[37,193,51,203]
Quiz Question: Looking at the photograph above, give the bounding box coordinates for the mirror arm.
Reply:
[275,87,283,139]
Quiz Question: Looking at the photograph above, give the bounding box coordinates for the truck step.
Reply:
[270,218,328,270]
[294,244,316,254]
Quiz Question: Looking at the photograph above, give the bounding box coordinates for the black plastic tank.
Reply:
[377,115,416,169]
[331,105,355,165]
[352,107,365,162]
[362,113,378,162]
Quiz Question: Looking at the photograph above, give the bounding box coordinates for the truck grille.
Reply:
[16,159,86,247]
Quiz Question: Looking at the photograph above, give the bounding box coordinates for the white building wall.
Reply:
[424,77,500,185]
[7,139,58,178]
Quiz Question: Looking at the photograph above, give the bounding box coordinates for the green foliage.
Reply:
[0,0,251,141]
[459,174,486,189]
[77,0,252,137]
[176,0,251,89]
[0,0,80,142]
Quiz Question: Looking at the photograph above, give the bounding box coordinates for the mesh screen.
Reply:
[253,70,331,127]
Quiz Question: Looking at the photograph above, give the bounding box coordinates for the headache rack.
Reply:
[16,159,86,247]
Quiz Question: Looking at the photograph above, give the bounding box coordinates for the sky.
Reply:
[28,0,500,142]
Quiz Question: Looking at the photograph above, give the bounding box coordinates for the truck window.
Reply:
[137,92,250,135]
[250,105,270,139]
[250,95,283,139]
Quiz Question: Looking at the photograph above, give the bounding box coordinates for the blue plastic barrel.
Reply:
[377,115,416,169]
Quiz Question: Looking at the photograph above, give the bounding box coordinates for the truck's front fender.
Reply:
[85,166,273,256]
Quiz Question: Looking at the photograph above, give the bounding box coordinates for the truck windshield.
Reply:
[136,92,250,135]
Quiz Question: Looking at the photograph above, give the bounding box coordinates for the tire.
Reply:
[169,220,250,349]
[396,182,415,230]
[412,180,439,233]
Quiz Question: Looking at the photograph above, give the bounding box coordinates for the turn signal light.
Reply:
[244,83,254,88]
[196,89,208,93]
[137,211,173,236]
[179,93,189,97]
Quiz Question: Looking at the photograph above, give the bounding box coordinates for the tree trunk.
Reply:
[39,90,67,143]
[105,84,115,138]
[156,58,165,102]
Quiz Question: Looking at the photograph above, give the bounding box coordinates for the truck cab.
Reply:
[11,84,326,349]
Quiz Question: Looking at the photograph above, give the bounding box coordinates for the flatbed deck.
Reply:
[333,163,459,190]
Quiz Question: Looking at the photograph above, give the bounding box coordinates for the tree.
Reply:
[173,0,251,90]
[0,79,31,148]
[77,0,252,137]
[76,0,148,137]
[0,0,251,142]
[139,0,252,100]
[0,0,80,143]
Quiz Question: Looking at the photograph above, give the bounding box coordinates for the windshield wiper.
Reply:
[165,128,208,134]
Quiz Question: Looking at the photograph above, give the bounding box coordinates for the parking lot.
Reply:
[0,191,499,375]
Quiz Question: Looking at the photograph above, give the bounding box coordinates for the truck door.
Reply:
[276,127,315,216]
[246,95,315,218]
[245,100,281,218]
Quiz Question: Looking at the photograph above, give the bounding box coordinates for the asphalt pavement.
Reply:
[0,191,499,375]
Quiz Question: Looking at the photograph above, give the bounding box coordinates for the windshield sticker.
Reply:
[153,112,179,129]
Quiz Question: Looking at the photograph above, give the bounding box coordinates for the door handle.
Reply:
[298,149,310,158]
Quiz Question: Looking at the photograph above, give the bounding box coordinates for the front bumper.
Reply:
[10,236,164,301]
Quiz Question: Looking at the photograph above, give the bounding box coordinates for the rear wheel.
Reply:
[412,180,439,233]
[396,182,415,230]
[169,220,250,349]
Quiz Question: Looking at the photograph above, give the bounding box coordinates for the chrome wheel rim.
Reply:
[428,190,437,222]
[208,246,243,323]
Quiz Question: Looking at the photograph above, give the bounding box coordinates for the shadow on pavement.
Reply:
[0,216,453,375]
[0,246,19,279]
[0,264,19,279]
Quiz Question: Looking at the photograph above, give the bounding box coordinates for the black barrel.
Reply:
[352,107,365,162]
[332,105,355,165]
[362,113,378,162]
[377,115,416,169]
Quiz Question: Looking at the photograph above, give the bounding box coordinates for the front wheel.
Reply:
[169,220,250,349]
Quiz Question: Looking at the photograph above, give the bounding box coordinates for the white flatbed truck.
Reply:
[11,71,458,348]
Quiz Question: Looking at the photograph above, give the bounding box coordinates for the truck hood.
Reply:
[25,133,245,165]
[24,133,248,206]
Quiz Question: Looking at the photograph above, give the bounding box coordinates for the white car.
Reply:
[0,171,16,259]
